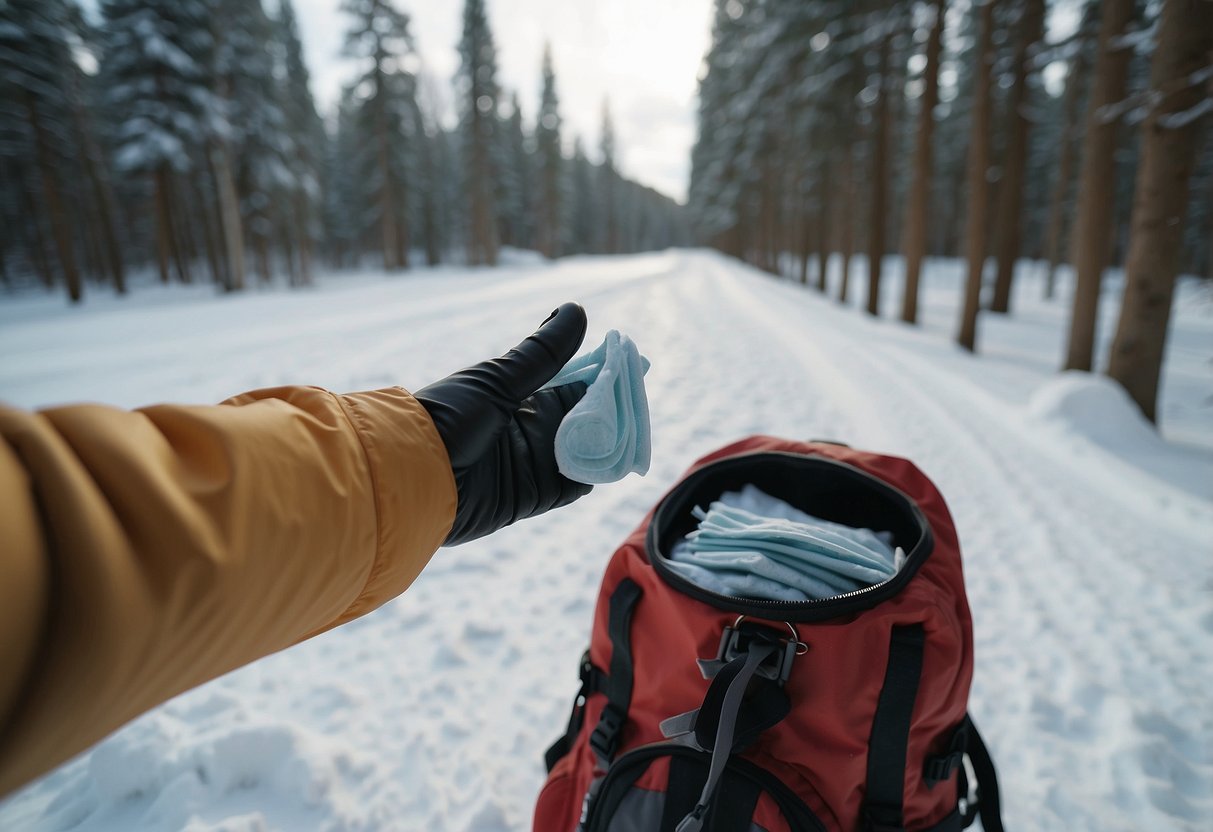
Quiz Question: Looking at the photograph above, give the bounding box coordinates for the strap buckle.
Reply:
[924,718,971,787]
[589,703,625,766]
[696,616,806,685]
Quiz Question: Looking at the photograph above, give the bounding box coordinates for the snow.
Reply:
[1,250,1210,831]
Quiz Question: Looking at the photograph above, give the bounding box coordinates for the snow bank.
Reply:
[1026,371,1160,447]
[1026,371,1213,503]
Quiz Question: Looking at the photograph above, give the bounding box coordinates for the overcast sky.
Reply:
[293,0,714,203]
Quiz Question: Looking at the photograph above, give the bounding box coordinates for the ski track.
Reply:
[0,251,1209,832]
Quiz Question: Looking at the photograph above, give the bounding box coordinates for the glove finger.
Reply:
[515,383,593,517]
[495,302,588,403]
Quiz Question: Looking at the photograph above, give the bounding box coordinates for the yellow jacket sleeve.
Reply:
[0,385,456,797]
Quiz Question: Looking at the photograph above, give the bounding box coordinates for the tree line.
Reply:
[0,0,690,299]
[689,0,1213,423]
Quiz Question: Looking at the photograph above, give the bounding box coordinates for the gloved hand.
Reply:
[415,302,593,546]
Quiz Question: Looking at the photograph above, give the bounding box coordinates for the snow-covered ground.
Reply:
[1,250,1210,831]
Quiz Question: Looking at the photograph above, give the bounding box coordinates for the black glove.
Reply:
[415,302,593,546]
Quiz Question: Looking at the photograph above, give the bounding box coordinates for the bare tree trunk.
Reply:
[957,0,996,352]
[1107,0,1212,422]
[26,93,81,302]
[295,191,314,285]
[799,198,811,284]
[839,141,855,304]
[1043,43,1089,300]
[867,31,893,316]
[900,0,946,324]
[153,169,172,284]
[815,161,831,292]
[254,234,271,284]
[70,84,125,294]
[1064,0,1134,371]
[189,173,223,287]
[168,173,194,284]
[989,0,1046,313]
[373,67,400,271]
[209,143,245,292]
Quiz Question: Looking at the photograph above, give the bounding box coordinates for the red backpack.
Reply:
[535,436,1004,832]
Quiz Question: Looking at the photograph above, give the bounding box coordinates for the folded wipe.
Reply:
[543,329,651,484]
[667,485,904,602]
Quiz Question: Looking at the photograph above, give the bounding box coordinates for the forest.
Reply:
[2,0,1211,426]
[0,0,690,296]
[689,0,1212,423]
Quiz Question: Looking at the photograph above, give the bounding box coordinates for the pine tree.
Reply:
[899,0,947,324]
[1042,3,1098,300]
[536,43,562,259]
[276,0,325,285]
[343,0,417,271]
[458,0,500,266]
[497,92,532,250]
[0,0,87,301]
[1063,0,1136,371]
[866,18,895,317]
[102,0,217,286]
[988,0,1046,314]
[1107,0,1212,421]
[957,0,996,351]
[219,0,294,283]
[600,99,619,254]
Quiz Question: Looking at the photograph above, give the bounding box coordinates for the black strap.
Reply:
[863,624,926,832]
[660,755,703,830]
[708,768,762,831]
[964,717,1004,832]
[589,578,643,766]
[544,650,607,772]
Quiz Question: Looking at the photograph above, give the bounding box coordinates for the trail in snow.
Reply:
[0,250,1209,832]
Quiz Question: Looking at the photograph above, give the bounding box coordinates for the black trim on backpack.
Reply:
[583,743,828,832]
[588,578,643,768]
[962,717,1005,832]
[544,650,608,772]
[863,624,927,832]
[645,452,935,622]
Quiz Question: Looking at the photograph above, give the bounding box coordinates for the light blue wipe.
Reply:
[542,329,651,484]
[667,485,901,601]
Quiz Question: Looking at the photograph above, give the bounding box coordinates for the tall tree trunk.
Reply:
[989,0,1046,313]
[799,198,812,284]
[815,161,831,292]
[1106,0,1212,422]
[1042,44,1089,300]
[957,0,996,352]
[26,93,81,303]
[282,220,300,287]
[374,74,400,271]
[25,198,55,289]
[295,191,314,285]
[168,173,194,284]
[396,183,409,269]
[254,234,271,284]
[153,169,172,284]
[11,162,53,288]
[899,0,946,324]
[867,31,893,316]
[189,173,224,287]
[70,86,125,294]
[1063,0,1135,371]
[839,141,855,304]
[209,143,245,292]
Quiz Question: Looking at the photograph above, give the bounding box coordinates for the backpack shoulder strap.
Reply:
[589,578,643,767]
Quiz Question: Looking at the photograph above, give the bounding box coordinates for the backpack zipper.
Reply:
[645,452,935,621]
